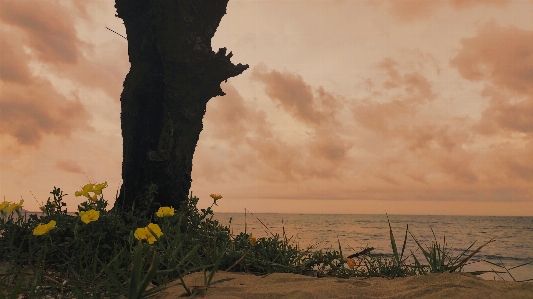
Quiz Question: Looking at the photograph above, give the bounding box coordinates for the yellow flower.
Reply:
[33,220,56,236]
[134,223,163,244]
[134,227,148,241]
[0,201,11,212]
[79,210,100,224]
[249,235,257,246]
[5,199,24,213]
[209,194,223,200]
[156,206,174,217]
[92,182,108,195]
[89,194,98,202]
[346,258,357,270]
[75,183,94,197]
[145,223,163,244]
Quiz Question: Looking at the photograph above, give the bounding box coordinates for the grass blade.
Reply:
[448,238,495,272]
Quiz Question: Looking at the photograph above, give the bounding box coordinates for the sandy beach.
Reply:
[154,271,533,299]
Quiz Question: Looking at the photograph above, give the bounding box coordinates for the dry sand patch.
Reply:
[154,271,533,299]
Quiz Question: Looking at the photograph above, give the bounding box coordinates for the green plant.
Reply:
[480,259,533,282]
[0,183,239,298]
[409,229,497,275]
[124,243,165,299]
[1,182,529,298]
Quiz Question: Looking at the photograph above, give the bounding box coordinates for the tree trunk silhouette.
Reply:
[113,0,248,215]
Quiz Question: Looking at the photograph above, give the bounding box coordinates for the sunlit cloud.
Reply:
[55,160,84,174]
[1,0,532,215]
[0,81,92,147]
[387,0,510,22]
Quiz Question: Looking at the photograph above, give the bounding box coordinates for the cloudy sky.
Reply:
[1,0,532,216]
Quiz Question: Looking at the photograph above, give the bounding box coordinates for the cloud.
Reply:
[0,3,92,147]
[196,74,353,185]
[352,57,437,136]
[48,33,128,101]
[250,64,343,126]
[245,64,354,180]
[388,0,510,22]
[378,58,436,103]
[375,173,400,185]
[452,23,533,135]
[204,83,272,145]
[0,1,81,64]
[487,141,533,183]
[451,23,533,96]
[350,56,487,187]
[0,0,127,149]
[440,154,478,184]
[56,160,84,174]
[474,87,533,134]
[308,129,351,163]
[388,0,439,22]
[506,159,533,182]
[0,81,92,147]
[401,124,471,153]
[352,99,411,136]
[449,0,510,9]
[193,83,274,183]
[0,31,32,84]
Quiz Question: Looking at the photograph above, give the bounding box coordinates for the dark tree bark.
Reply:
[113,0,248,215]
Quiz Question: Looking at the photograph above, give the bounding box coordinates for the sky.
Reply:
[1,0,532,216]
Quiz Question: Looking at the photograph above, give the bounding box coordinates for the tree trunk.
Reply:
[113,0,248,215]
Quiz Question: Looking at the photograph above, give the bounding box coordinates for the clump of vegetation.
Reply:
[0,183,233,298]
[0,182,529,298]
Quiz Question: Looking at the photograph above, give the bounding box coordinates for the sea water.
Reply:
[212,213,533,282]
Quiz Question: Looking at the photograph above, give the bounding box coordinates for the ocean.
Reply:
[212,213,533,282]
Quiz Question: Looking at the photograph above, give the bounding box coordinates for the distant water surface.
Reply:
[212,213,533,282]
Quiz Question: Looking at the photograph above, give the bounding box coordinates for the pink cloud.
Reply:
[0,1,126,98]
[388,0,439,22]
[490,141,533,183]
[0,32,32,84]
[0,1,126,149]
[250,64,343,126]
[0,1,81,64]
[440,154,478,184]
[388,0,510,22]
[350,56,487,187]
[352,99,411,135]
[204,83,273,145]
[56,160,84,174]
[0,81,92,147]
[352,58,437,136]
[407,172,428,184]
[401,124,470,153]
[54,48,128,101]
[477,88,533,134]
[507,159,533,182]
[452,24,533,135]
[197,76,353,184]
[451,23,533,96]
[375,173,400,185]
[308,130,352,163]
[449,0,510,9]
[378,58,436,104]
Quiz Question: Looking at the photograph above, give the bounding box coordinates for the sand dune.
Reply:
[155,271,533,299]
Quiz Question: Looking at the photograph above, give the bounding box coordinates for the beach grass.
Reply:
[0,183,530,298]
